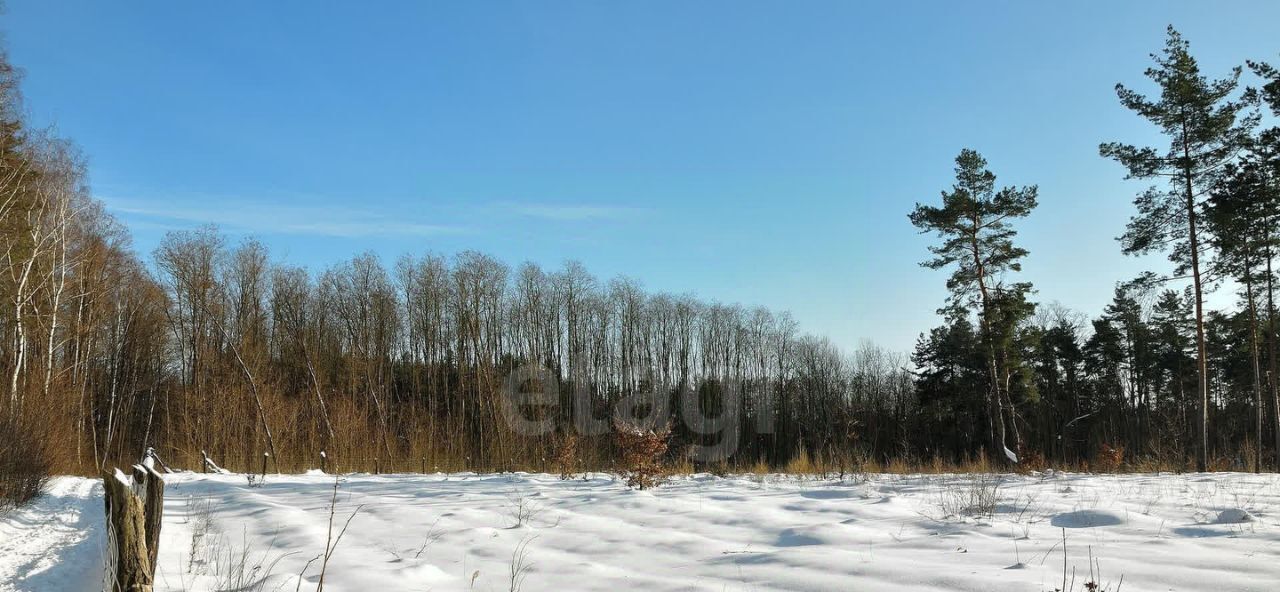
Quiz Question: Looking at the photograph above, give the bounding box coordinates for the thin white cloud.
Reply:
[103,196,467,238]
[502,202,645,221]
[100,193,645,237]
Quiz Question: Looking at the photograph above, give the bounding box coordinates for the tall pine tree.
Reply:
[910,149,1038,464]
[1246,56,1280,468]
[1207,162,1271,470]
[1099,26,1255,471]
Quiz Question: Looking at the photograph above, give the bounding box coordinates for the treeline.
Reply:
[912,28,1280,472]
[132,228,917,472]
[5,220,918,473]
[4,29,1280,478]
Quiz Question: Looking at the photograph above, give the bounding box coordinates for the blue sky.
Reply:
[5,1,1279,353]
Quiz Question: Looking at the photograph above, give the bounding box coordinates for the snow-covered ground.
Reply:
[3,471,1280,591]
[0,478,103,591]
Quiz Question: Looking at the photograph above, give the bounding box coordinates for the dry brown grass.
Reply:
[723,447,1198,477]
[783,448,816,474]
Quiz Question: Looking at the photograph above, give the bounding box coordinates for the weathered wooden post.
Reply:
[320,450,327,473]
[201,450,209,474]
[131,464,165,572]
[103,464,163,592]
[375,457,381,475]
[261,452,270,477]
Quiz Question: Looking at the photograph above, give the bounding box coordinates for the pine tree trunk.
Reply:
[1244,263,1263,473]
[971,227,1009,466]
[1266,239,1279,471]
[1184,129,1209,473]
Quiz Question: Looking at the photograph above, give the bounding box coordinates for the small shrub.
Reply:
[554,433,579,480]
[505,492,543,528]
[936,474,1002,518]
[613,420,670,490]
[508,535,536,592]
[0,417,52,512]
[1094,444,1124,472]
[1016,445,1046,473]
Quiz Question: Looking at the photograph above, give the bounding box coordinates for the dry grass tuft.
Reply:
[936,474,1003,518]
[783,448,816,475]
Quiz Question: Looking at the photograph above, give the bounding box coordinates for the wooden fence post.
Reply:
[261,452,270,477]
[131,465,165,573]
[320,450,327,474]
[102,469,155,592]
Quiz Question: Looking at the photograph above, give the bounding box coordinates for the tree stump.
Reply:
[102,469,154,592]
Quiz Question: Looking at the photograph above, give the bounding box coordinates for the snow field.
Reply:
[3,471,1279,591]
